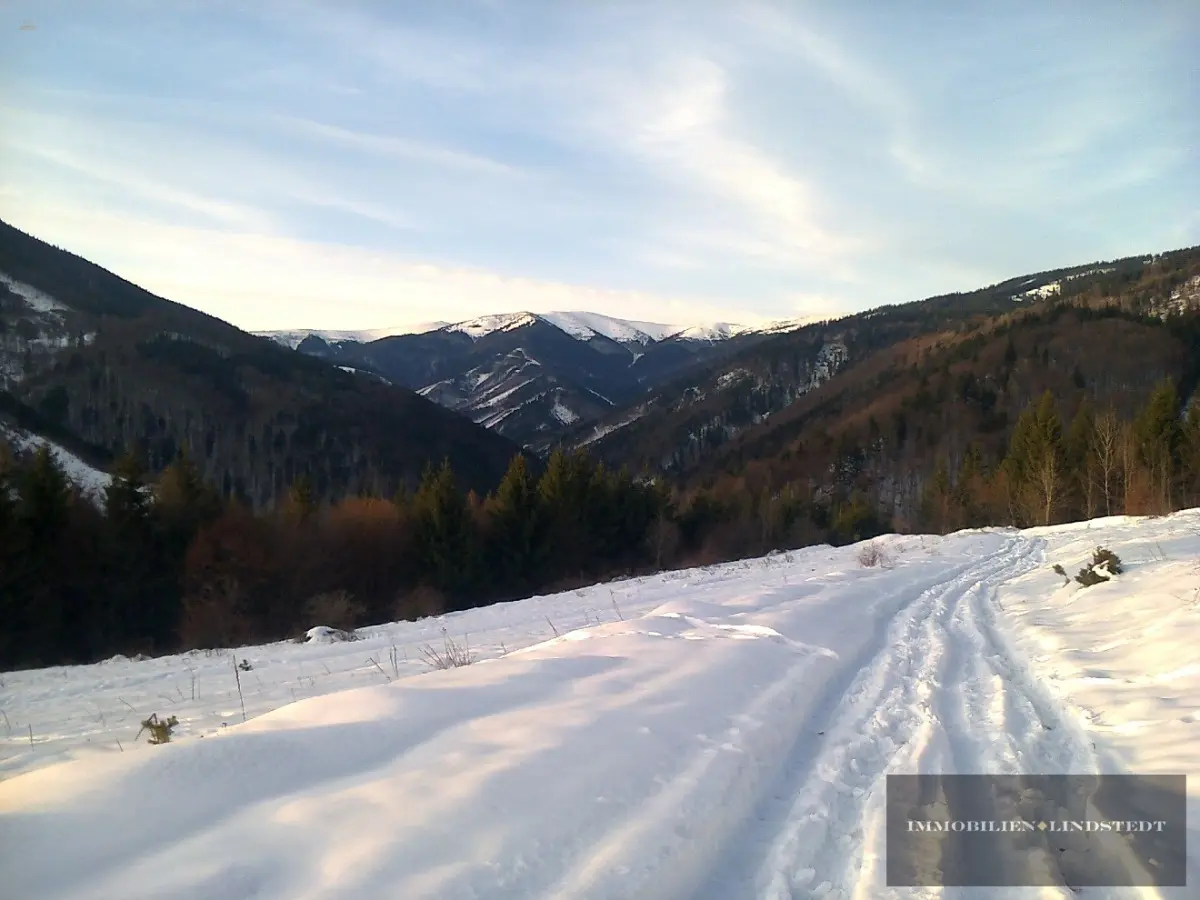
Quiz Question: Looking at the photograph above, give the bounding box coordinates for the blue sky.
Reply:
[1,1,1196,332]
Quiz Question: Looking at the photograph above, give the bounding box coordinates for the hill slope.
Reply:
[4,513,1197,895]
[0,219,520,506]
[575,249,1200,493]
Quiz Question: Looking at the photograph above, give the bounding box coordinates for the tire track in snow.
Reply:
[530,554,983,900]
[698,536,1038,900]
[936,540,1182,896]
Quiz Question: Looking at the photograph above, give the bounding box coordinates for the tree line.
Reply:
[920,379,1200,532]
[3,375,1198,670]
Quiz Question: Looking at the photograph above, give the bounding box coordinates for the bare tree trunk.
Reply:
[1034,455,1060,526]
[1092,410,1119,517]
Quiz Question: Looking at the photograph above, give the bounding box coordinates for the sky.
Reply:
[0,1,1197,333]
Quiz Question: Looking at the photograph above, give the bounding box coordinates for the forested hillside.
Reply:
[0,219,519,507]
[4,236,1200,671]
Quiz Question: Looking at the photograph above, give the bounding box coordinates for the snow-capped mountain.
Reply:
[254,323,447,349]
[261,311,810,446]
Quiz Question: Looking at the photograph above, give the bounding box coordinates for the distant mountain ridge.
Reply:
[0,218,521,507]
[258,311,822,446]
[257,310,818,350]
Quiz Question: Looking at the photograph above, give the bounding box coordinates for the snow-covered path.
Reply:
[2,518,1197,899]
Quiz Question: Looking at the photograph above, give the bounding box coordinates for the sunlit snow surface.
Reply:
[2,513,1199,898]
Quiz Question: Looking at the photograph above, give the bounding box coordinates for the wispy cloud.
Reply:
[272,115,524,177]
[1,198,752,331]
[0,1,1194,331]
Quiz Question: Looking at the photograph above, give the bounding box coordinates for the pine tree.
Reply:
[14,447,73,663]
[412,459,476,603]
[1065,400,1097,519]
[537,448,594,577]
[1134,379,1180,513]
[1004,391,1064,525]
[0,442,18,667]
[102,451,159,651]
[152,447,223,650]
[486,454,545,593]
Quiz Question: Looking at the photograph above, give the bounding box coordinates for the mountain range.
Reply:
[0,219,519,508]
[4,212,1199,524]
[256,312,821,447]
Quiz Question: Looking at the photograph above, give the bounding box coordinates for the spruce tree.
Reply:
[103,451,158,651]
[487,454,545,592]
[1004,391,1064,525]
[1134,379,1180,511]
[15,446,72,663]
[0,443,18,667]
[412,459,476,603]
[1065,400,1097,519]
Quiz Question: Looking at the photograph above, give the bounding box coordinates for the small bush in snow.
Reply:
[420,629,473,670]
[1052,563,1070,584]
[856,541,894,569]
[136,713,178,745]
[1075,547,1124,587]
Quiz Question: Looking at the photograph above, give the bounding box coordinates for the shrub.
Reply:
[1075,546,1124,587]
[856,540,894,568]
[136,713,178,745]
[420,628,473,669]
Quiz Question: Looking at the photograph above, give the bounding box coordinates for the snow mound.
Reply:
[303,626,359,644]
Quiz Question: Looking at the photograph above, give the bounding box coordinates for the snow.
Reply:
[0,270,68,316]
[549,398,579,425]
[578,407,646,445]
[262,311,828,354]
[669,322,742,342]
[446,312,540,340]
[3,512,1200,897]
[255,326,425,348]
[539,311,681,345]
[0,424,112,502]
[1013,281,1063,302]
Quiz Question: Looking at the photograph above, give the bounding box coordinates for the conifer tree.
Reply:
[1004,390,1064,525]
[486,454,545,592]
[1134,379,1180,512]
[14,446,73,663]
[1065,400,1097,519]
[0,443,18,667]
[537,448,594,577]
[412,459,476,602]
[102,450,157,648]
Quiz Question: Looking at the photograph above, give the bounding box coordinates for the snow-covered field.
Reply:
[2,513,1198,898]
